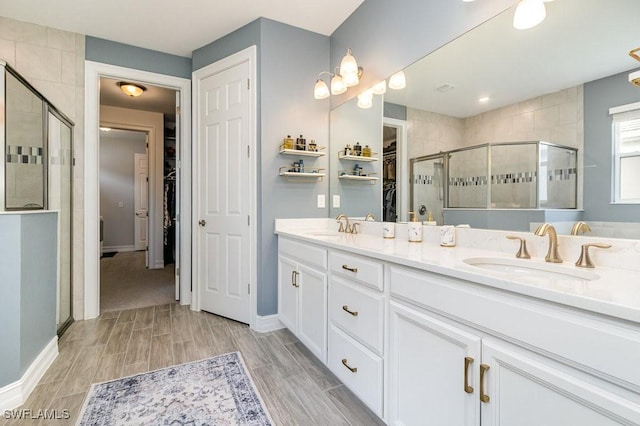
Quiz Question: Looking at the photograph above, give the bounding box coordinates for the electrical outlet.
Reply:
[332,195,340,208]
[317,194,325,208]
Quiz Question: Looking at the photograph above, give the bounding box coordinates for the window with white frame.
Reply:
[612,108,640,203]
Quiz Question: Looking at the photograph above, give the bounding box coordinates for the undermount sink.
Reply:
[304,231,339,237]
[463,257,599,282]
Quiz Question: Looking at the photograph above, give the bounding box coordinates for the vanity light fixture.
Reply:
[314,49,363,99]
[513,0,554,30]
[388,71,406,90]
[118,82,146,97]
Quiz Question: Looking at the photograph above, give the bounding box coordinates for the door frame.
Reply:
[383,117,408,221]
[84,61,192,319]
[133,151,148,254]
[191,46,257,329]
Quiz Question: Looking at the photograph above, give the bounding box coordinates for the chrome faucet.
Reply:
[570,221,591,235]
[336,214,350,233]
[534,223,562,263]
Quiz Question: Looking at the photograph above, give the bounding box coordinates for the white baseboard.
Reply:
[0,337,58,411]
[102,245,135,253]
[253,314,284,333]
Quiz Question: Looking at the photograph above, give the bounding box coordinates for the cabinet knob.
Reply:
[464,356,474,394]
[199,219,206,227]
[480,364,490,403]
[341,358,358,373]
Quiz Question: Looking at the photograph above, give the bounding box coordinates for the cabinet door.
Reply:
[278,255,298,334]
[298,263,327,362]
[389,301,481,426]
[481,340,640,426]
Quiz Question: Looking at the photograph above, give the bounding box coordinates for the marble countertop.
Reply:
[275,219,640,323]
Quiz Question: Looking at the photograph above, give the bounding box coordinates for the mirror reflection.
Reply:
[330,0,640,238]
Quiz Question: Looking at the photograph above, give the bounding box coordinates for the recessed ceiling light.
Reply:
[478,96,490,103]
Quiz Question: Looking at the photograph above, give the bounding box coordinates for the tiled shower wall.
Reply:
[0,17,86,319]
[408,85,584,209]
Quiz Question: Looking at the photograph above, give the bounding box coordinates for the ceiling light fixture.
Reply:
[118,82,146,97]
[388,71,406,90]
[513,0,554,30]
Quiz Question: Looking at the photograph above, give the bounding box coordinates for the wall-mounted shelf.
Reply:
[279,144,326,157]
[338,153,378,162]
[279,167,325,181]
[338,173,379,182]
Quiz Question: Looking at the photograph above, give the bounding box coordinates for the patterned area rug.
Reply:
[77,352,272,425]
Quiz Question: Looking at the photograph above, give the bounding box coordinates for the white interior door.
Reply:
[134,152,149,266]
[197,60,251,323]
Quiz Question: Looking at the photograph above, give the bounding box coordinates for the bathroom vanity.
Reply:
[275,219,640,425]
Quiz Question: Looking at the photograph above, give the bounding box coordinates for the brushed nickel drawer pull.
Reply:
[341,358,357,373]
[464,356,474,394]
[342,264,358,273]
[480,364,490,403]
[292,271,299,288]
[342,305,359,316]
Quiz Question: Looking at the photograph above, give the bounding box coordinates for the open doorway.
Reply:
[98,78,179,312]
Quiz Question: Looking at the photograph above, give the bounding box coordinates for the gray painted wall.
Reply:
[192,18,330,316]
[384,102,407,121]
[0,212,57,387]
[260,19,330,316]
[86,36,192,79]
[583,70,640,222]
[329,0,514,108]
[100,132,147,249]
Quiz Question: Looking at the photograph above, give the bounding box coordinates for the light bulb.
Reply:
[372,80,387,95]
[314,79,330,99]
[331,74,347,95]
[388,71,406,90]
[513,0,546,30]
[340,49,358,78]
[357,90,373,109]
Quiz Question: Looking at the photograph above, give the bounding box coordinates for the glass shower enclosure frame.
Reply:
[410,141,578,220]
[0,60,75,335]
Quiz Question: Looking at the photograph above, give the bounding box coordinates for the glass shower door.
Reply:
[48,109,73,334]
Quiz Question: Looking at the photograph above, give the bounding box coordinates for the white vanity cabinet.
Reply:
[277,237,328,362]
[327,250,385,417]
[389,265,640,426]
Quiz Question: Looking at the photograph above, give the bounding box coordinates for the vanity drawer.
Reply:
[328,324,383,417]
[279,237,327,270]
[330,276,384,355]
[330,250,384,291]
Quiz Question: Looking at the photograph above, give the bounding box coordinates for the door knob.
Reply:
[199,219,206,227]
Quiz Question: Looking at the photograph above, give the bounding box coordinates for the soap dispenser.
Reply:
[408,211,423,242]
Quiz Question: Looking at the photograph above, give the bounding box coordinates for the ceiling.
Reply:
[0,0,364,57]
[384,0,640,118]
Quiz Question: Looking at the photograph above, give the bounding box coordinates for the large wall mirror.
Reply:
[328,0,640,237]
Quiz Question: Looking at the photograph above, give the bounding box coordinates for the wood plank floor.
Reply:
[4,303,383,425]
